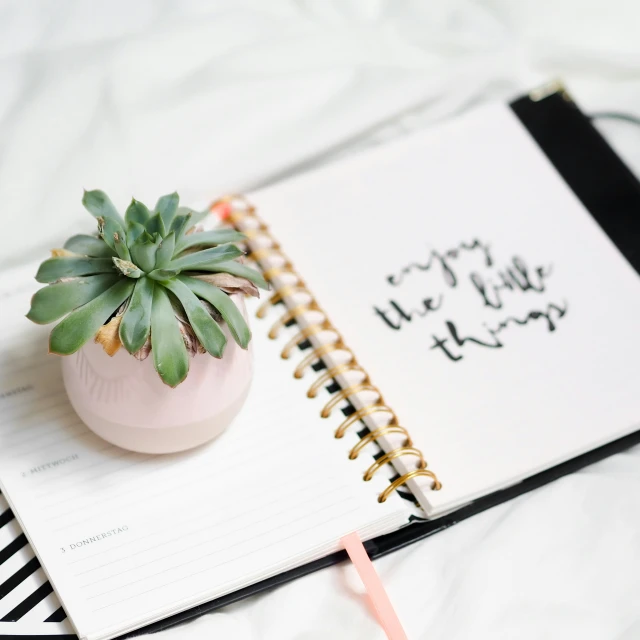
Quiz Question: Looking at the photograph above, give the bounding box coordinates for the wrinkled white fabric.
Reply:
[1,1,639,638]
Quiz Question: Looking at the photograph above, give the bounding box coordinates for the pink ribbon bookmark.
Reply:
[341,532,408,640]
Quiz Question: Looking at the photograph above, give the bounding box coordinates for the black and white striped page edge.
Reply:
[0,491,75,637]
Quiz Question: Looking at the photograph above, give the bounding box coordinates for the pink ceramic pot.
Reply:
[61,295,253,454]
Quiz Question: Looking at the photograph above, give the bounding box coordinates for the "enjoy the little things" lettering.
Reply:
[373,238,568,362]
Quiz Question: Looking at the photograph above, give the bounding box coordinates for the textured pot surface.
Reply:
[61,294,253,454]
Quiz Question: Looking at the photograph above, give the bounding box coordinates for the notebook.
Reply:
[1,84,640,640]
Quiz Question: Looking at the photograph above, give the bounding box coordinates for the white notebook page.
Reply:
[0,264,409,640]
[250,102,640,516]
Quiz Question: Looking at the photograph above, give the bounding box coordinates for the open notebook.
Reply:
[1,85,640,640]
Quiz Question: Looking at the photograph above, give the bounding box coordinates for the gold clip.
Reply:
[529,79,571,102]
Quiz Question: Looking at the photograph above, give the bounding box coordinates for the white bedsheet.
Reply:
[1,1,639,638]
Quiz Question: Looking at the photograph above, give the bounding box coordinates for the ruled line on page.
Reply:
[34,409,295,498]
[41,419,310,518]
[81,502,346,600]
[72,476,343,580]
[89,499,356,608]
[0,402,82,439]
[6,428,96,459]
[91,506,357,614]
[0,278,411,639]
[2,392,70,421]
[69,472,327,573]
[34,452,152,506]
[1,388,64,419]
[2,418,84,453]
[1,400,73,435]
[6,356,59,380]
[48,429,313,531]
[30,449,143,497]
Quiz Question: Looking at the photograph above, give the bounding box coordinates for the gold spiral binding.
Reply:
[256,286,308,319]
[306,363,366,398]
[230,214,266,236]
[334,404,396,439]
[349,425,412,460]
[262,263,298,282]
[218,195,442,502]
[320,382,378,419]
[293,342,351,379]
[282,321,334,360]
[268,301,321,339]
[363,447,426,482]
[378,470,442,503]
[214,193,256,212]
[247,245,281,263]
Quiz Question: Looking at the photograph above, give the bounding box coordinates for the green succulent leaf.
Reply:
[97,216,126,252]
[113,232,131,260]
[36,257,115,283]
[154,232,176,269]
[119,277,154,354]
[174,229,246,255]
[194,260,269,290]
[126,221,147,246]
[152,232,164,254]
[125,199,150,227]
[150,285,189,387]
[129,240,158,273]
[113,257,143,278]
[31,189,258,386]
[155,192,179,229]
[181,207,210,230]
[168,244,243,271]
[163,279,227,357]
[82,190,125,226]
[170,212,192,236]
[63,234,116,258]
[180,275,251,348]
[145,212,166,238]
[147,268,180,281]
[49,279,135,355]
[170,213,195,253]
[26,274,119,324]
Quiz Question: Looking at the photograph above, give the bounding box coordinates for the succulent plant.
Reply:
[27,190,268,387]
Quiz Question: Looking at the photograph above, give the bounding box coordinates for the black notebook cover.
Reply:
[2,86,640,639]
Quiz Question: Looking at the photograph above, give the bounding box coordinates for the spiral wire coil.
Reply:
[212,195,442,502]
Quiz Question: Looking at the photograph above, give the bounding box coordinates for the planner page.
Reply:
[0,264,409,640]
[250,101,640,516]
